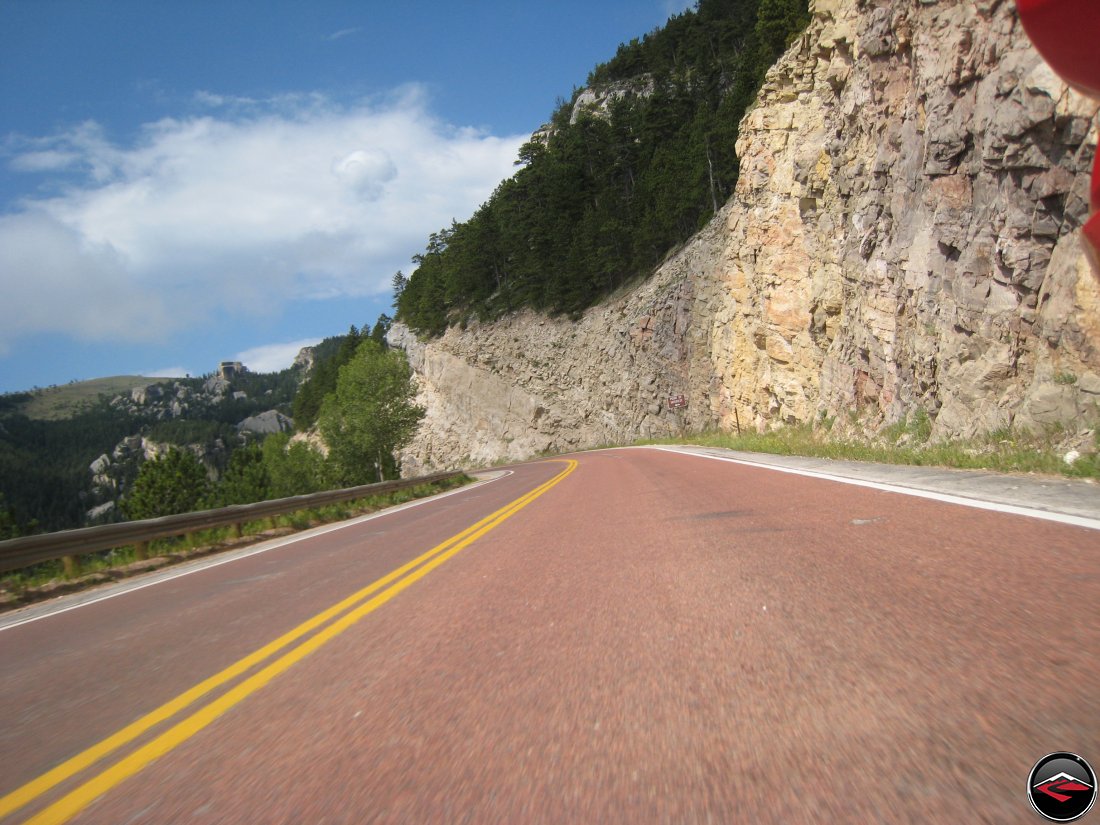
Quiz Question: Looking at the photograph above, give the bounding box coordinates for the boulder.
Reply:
[236,410,292,435]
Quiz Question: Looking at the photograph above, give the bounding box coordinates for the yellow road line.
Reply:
[4,460,576,824]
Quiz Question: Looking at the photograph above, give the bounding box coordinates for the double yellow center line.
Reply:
[3,459,576,825]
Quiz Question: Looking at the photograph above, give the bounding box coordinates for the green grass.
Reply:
[15,376,176,420]
[640,418,1100,479]
[0,475,473,604]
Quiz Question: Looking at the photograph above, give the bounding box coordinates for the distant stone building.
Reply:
[218,361,246,380]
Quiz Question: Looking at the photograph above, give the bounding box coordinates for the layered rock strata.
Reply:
[392,0,1100,473]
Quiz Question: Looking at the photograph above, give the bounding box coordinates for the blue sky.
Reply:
[0,1,688,393]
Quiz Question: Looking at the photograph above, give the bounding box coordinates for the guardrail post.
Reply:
[231,523,242,539]
[62,555,78,578]
[134,541,148,561]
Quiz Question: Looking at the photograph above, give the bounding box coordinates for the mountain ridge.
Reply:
[5,376,176,421]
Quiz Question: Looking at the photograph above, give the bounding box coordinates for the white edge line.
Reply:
[649,445,1100,531]
[0,471,513,632]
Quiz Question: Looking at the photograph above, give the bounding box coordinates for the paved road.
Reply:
[0,448,1097,823]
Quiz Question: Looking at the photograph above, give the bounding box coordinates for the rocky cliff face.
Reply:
[391,0,1100,473]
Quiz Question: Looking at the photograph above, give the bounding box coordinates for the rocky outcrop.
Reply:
[392,0,1100,472]
[85,375,293,520]
[85,434,229,520]
[203,375,230,399]
[570,79,654,125]
[237,410,293,435]
[293,345,316,374]
[84,500,116,523]
[114,380,198,420]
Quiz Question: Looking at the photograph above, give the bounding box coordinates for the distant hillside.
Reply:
[0,327,396,535]
[0,366,302,534]
[12,376,176,421]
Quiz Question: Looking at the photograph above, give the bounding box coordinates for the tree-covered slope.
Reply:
[0,317,402,535]
[0,368,301,533]
[396,0,810,334]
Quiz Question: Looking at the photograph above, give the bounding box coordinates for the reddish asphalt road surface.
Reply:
[1,447,1097,823]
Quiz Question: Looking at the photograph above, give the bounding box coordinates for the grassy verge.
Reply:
[0,474,473,611]
[640,417,1100,480]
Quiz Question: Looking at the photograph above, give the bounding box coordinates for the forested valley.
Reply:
[0,316,412,537]
[0,369,299,536]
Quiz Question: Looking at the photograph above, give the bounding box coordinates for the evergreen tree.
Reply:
[208,444,270,506]
[292,326,364,430]
[754,0,811,75]
[0,493,20,540]
[370,314,392,347]
[391,271,408,306]
[124,448,210,520]
[318,341,424,486]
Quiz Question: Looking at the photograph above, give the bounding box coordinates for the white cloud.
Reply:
[0,88,527,352]
[326,27,362,41]
[9,149,81,172]
[193,90,260,110]
[332,147,397,198]
[0,210,176,347]
[144,366,192,378]
[234,337,322,373]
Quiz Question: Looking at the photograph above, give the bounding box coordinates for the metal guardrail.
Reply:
[0,471,462,575]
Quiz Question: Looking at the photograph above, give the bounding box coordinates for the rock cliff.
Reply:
[391,0,1100,473]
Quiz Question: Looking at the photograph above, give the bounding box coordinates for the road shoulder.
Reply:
[649,445,1100,528]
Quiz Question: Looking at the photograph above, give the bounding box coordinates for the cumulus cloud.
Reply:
[332,147,397,198]
[234,337,322,373]
[0,210,175,353]
[0,88,527,352]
